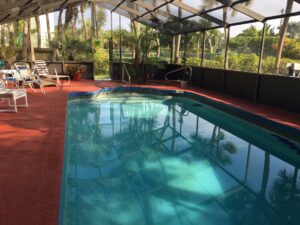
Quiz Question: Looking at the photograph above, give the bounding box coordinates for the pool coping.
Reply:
[68,86,300,142]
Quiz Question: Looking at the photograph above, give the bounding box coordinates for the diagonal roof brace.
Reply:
[112,0,126,12]
[133,0,174,21]
[171,0,198,14]
[201,13,227,27]
[216,0,265,21]
[171,0,227,27]
[130,0,156,11]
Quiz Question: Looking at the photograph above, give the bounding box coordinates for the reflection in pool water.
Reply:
[61,94,300,225]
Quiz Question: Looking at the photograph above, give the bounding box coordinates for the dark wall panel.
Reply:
[202,68,224,91]
[46,62,64,75]
[112,63,121,80]
[224,70,258,101]
[191,66,202,87]
[111,62,300,114]
[258,75,300,113]
[165,64,182,80]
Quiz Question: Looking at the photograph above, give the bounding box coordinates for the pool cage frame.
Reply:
[0,0,299,75]
[97,0,300,79]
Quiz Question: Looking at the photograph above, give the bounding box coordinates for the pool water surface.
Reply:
[60,93,300,225]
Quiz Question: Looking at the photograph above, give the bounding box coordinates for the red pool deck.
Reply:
[0,80,300,225]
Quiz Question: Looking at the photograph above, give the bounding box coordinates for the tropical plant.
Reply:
[132,25,159,82]
[0,45,18,68]
[65,64,87,80]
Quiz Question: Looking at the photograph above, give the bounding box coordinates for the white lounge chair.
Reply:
[0,79,28,112]
[14,62,46,94]
[34,60,70,85]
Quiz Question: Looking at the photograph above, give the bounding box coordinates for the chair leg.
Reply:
[38,81,45,94]
[24,94,28,107]
[13,96,17,112]
[29,82,36,93]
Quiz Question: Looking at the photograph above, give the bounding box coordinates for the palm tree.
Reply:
[275,0,294,74]
[56,6,76,59]
[137,26,159,82]
[35,16,41,48]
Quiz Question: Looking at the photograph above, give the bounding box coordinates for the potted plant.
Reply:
[65,64,87,81]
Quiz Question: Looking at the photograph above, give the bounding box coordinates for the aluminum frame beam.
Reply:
[216,0,265,21]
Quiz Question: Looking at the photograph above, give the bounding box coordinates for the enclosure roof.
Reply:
[1,0,300,34]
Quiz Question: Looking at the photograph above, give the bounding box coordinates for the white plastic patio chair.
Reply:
[14,62,45,94]
[0,79,28,112]
[34,60,70,85]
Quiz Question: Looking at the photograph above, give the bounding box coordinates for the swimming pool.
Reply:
[60,88,300,225]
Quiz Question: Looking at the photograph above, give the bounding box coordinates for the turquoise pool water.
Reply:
[61,93,300,225]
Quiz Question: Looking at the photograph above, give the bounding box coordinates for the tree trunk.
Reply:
[156,33,161,58]
[260,152,270,197]
[174,0,182,64]
[197,34,200,58]
[21,19,29,60]
[35,16,41,48]
[133,21,141,66]
[28,20,35,62]
[57,9,63,49]
[171,36,176,63]
[91,3,97,39]
[1,24,5,46]
[72,14,77,36]
[174,34,181,64]
[8,23,14,46]
[0,25,2,46]
[80,6,87,39]
[46,13,51,46]
[95,6,99,39]
[275,0,293,74]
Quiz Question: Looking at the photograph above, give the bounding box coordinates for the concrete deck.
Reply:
[0,80,299,225]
